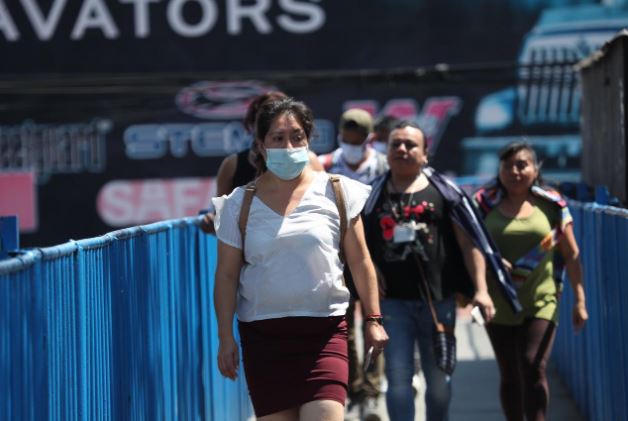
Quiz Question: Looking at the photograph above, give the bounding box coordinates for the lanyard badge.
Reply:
[386,178,421,244]
[393,221,417,243]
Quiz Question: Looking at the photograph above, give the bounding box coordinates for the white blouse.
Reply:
[212,171,371,322]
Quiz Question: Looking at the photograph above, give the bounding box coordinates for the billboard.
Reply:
[1,0,626,246]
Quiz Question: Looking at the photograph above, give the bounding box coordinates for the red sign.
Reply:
[97,177,215,227]
[0,172,37,232]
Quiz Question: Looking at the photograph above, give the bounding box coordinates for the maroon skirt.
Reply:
[238,316,348,417]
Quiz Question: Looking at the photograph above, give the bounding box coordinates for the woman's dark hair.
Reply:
[243,90,288,134]
[254,98,315,174]
[497,141,543,188]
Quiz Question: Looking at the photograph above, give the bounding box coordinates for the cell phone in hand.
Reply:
[471,306,485,326]
[363,346,374,373]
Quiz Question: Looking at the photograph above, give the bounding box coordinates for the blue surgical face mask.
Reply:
[265,146,309,180]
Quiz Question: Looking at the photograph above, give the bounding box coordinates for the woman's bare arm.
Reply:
[557,223,588,331]
[343,215,388,353]
[452,222,496,322]
[214,240,243,379]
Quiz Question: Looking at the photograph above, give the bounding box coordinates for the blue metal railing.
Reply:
[0,218,253,421]
[553,202,628,421]
[2,201,626,420]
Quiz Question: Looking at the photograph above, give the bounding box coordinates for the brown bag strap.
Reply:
[329,175,347,263]
[410,250,447,333]
[238,182,257,261]
[238,177,347,268]
[385,180,447,333]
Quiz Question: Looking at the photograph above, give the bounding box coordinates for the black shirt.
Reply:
[364,181,460,301]
[232,148,257,188]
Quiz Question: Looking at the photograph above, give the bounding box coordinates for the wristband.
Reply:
[365,315,384,326]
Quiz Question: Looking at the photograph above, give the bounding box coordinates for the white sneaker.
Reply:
[412,373,422,397]
[379,378,388,393]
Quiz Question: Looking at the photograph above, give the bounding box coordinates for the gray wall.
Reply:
[580,32,628,204]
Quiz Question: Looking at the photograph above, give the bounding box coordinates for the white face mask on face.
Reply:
[339,141,366,165]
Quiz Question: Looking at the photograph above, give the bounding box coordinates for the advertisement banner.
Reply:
[1,0,627,246]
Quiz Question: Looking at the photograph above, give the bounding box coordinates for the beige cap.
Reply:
[339,108,373,135]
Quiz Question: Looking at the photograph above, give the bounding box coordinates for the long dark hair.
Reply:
[242,91,288,173]
[254,98,314,174]
[496,141,544,191]
[243,91,288,134]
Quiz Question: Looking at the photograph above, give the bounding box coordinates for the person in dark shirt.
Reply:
[362,121,496,421]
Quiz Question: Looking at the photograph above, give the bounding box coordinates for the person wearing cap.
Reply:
[318,108,389,418]
[318,108,388,184]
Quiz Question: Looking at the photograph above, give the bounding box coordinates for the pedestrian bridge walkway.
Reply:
[452,313,583,421]
[346,309,584,421]
[0,200,626,420]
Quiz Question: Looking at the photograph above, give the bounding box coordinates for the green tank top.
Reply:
[485,199,561,325]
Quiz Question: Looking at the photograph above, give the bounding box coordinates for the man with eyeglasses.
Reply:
[318,108,388,420]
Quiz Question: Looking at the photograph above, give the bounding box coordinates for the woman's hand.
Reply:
[573,301,589,332]
[200,213,216,234]
[364,322,389,358]
[556,224,588,333]
[472,290,496,323]
[217,336,240,380]
[214,240,242,380]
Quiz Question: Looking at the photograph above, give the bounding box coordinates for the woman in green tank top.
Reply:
[473,142,588,421]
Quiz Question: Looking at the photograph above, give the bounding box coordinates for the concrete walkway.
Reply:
[346,309,584,421]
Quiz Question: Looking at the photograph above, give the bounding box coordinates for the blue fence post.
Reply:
[0,216,19,259]
[552,201,628,420]
[1,217,254,421]
[605,206,625,419]
[595,185,609,205]
[576,182,589,202]
[198,230,216,419]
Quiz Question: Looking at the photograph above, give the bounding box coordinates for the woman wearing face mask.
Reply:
[199,90,323,234]
[212,98,388,421]
[474,142,588,421]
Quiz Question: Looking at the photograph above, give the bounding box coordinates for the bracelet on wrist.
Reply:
[365,315,384,326]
